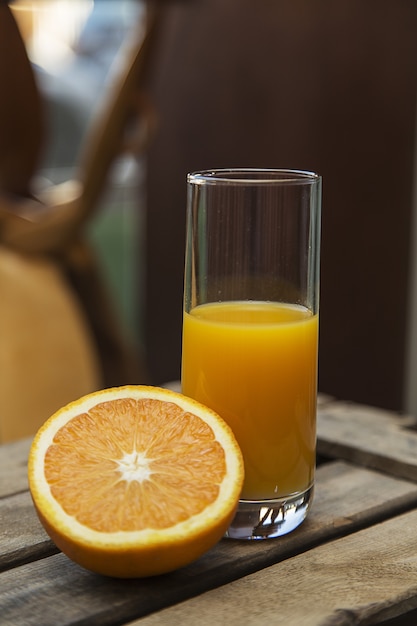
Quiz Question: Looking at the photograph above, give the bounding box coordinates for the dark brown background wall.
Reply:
[144,0,417,411]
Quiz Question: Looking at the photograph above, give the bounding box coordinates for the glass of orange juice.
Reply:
[181,169,321,540]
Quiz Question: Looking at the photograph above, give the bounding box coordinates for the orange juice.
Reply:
[181,301,318,500]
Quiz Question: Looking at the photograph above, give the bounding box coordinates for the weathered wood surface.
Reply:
[0,491,58,572]
[3,400,417,625]
[134,509,417,626]
[2,461,417,626]
[0,436,31,497]
[317,401,417,481]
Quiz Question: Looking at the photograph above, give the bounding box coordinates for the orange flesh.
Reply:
[44,398,226,532]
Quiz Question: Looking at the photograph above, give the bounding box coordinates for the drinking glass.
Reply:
[181,168,321,539]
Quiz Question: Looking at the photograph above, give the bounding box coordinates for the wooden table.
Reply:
[3,397,417,625]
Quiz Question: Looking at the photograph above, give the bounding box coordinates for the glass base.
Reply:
[225,484,314,540]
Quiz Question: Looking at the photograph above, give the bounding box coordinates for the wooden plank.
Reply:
[2,461,417,625]
[0,436,31,497]
[0,492,57,572]
[317,401,417,481]
[133,508,417,626]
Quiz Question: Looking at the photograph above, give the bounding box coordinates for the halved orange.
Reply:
[28,385,244,578]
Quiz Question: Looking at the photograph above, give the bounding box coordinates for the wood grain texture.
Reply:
[132,509,417,626]
[3,401,417,624]
[2,461,417,625]
[0,436,31,497]
[0,492,57,572]
[317,401,417,481]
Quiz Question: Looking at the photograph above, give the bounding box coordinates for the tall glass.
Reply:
[181,169,321,540]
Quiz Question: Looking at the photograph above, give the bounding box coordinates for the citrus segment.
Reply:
[28,386,244,578]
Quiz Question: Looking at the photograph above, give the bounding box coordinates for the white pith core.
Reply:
[115,450,153,483]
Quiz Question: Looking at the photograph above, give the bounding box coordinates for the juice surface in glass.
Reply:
[181,301,318,501]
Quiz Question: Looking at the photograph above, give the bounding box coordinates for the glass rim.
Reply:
[187,168,321,185]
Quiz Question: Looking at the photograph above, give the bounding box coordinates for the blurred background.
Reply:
[11,0,146,345]
[4,0,417,427]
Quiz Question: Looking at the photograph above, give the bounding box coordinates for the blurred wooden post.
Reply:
[0,4,44,196]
